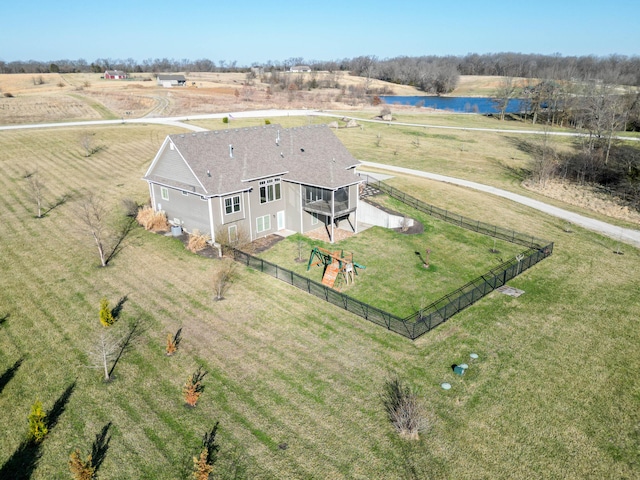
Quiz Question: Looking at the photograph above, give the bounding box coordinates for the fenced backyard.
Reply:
[235,178,553,340]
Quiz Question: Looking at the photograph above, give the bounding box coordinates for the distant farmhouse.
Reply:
[157,74,187,87]
[104,70,127,80]
[143,125,362,244]
[289,65,312,73]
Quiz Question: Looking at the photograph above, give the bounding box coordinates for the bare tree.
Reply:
[381,377,429,440]
[24,168,45,218]
[76,194,137,267]
[87,321,141,381]
[212,260,237,301]
[529,126,558,187]
[492,77,517,121]
[80,133,102,157]
[87,330,122,382]
[77,194,109,267]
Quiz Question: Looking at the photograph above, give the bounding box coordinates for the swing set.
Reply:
[306,247,366,289]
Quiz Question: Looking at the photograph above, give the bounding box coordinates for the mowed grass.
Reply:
[0,122,639,479]
[257,200,525,317]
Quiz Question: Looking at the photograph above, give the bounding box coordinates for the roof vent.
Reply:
[276,130,280,146]
[207,170,211,177]
[280,152,284,158]
[229,144,234,158]
[300,148,305,152]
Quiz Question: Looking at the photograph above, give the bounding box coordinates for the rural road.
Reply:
[360,161,640,248]
[1,109,638,247]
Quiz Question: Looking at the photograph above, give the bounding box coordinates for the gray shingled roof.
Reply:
[158,74,186,81]
[148,124,361,196]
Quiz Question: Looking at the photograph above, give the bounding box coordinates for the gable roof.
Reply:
[144,124,361,196]
[158,74,186,82]
[105,70,126,76]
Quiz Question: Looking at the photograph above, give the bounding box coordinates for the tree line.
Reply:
[2,52,639,89]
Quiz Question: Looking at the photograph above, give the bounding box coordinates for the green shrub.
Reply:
[28,400,48,444]
[99,298,115,327]
[222,117,229,124]
[265,119,271,125]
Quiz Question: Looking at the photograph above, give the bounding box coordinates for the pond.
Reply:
[380,95,526,114]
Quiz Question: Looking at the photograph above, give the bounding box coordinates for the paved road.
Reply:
[0,109,316,132]
[360,161,640,248]
[2,109,638,247]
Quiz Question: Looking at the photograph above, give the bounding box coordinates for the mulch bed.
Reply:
[250,234,285,253]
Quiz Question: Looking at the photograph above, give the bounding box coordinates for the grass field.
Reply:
[1,112,639,478]
[256,200,526,317]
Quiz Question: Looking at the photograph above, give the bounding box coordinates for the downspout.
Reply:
[299,184,303,234]
[247,190,253,241]
[354,184,359,234]
[208,197,216,243]
[149,183,156,210]
[331,189,335,243]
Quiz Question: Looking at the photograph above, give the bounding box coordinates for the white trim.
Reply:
[256,214,271,233]
[149,182,156,211]
[241,171,289,183]
[299,184,303,233]
[285,178,363,190]
[228,224,237,243]
[246,190,253,240]
[208,198,216,243]
[277,210,285,230]
[144,137,209,194]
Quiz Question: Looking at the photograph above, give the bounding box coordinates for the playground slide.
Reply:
[322,262,340,288]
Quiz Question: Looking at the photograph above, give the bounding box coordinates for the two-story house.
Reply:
[143,124,362,244]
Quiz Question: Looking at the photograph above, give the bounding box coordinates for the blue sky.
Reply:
[1,0,638,65]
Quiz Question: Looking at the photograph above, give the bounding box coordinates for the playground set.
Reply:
[306,247,366,290]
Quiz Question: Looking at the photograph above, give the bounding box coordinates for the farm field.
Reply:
[0,104,639,478]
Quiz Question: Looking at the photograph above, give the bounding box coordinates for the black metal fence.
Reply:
[233,180,553,340]
[362,175,549,249]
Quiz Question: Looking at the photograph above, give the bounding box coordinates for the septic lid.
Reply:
[441,382,451,390]
[470,353,479,360]
[459,363,469,369]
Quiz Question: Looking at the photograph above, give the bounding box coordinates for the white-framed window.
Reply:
[228,225,237,243]
[311,212,319,225]
[256,214,271,233]
[161,187,169,201]
[259,178,281,204]
[224,195,241,215]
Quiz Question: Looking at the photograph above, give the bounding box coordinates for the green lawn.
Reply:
[0,119,639,479]
[256,194,525,317]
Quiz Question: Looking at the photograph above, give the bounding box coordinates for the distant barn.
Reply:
[104,70,127,80]
[289,65,311,73]
[157,74,187,87]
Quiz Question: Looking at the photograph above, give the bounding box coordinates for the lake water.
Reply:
[380,96,525,114]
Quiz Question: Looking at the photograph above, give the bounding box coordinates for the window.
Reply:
[228,225,237,243]
[306,186,322,202]
[161,187,169,201]
[259,178,281,204]
[224,195,241,215]
[256,215,271,233]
